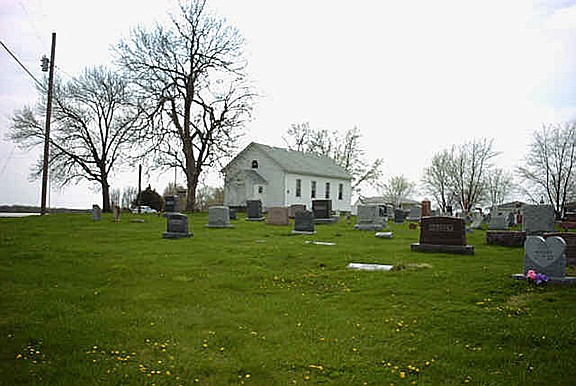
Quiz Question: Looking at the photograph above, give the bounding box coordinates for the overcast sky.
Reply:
[1,0,576,209]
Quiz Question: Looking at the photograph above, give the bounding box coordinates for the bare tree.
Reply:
[381,175,415,208]
[115,0,254,211]
[7,67,145,212]
[451,138,498,212]
[485,167,514,208]
[421,149,456,213]
[283,124,383,193]
[282,122,311,152]
[122,186,138,209]
[517,122,576,218]
[110,188,121,207]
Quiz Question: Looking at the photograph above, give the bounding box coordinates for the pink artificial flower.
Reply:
[526,270,537,280]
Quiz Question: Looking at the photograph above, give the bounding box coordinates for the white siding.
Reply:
[285,173,351,212]
[223,146,285,209]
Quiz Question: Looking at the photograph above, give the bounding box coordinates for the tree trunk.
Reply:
[101,179,111,213]
[183,141,199,212]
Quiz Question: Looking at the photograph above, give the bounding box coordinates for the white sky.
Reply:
[1,0,576,209]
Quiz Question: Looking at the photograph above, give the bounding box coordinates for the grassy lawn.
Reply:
[1,212,575,385]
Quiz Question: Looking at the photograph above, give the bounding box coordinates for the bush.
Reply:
[135,185,164,211]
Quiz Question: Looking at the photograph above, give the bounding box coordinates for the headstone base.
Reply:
[354,223,385,231]
[375,232,393,238]
[410,243,474,255]
[511,274,576,285]
[162,232,192,239]
[291,230,316,235]
[314,216,339,224]
[246,217,265,222]
[205,224,234,228]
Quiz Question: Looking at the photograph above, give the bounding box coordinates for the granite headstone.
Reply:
[206,206,234,228]
[411,216,474,254]
[246,200,265,221]
[292,210,315,234]
[354,205,387,231]
[522,205,555,236]
[163,213,192,238]
[268,206,290,225]
[92,204,101,221]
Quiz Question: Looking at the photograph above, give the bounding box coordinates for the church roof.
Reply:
[226,142,352,180]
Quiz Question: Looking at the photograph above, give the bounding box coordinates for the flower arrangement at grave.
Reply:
[526,269,549,285]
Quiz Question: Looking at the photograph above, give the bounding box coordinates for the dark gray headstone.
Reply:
[206,206,233,228]
[411,216,474,254]
[312,199,332,219]
[292,210,315,234]
[523,205,555,235]
[289,204,306,219]
[394,209,406,223]
[246,200,265,221]
[92,204,101,221]
[164,195,177,213]
[163,213,192,238]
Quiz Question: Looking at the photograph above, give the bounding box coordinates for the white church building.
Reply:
[222,142,352,212]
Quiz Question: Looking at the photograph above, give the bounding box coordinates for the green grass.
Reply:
[1,213,575,385]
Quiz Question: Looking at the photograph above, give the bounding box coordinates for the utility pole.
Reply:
[40,32,56,215]
[138,164,142,214]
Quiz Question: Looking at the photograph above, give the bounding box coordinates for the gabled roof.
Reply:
[225,142,352,180]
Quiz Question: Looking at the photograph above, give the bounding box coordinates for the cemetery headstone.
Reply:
[267,206,290,225]
[229,208,237,220]
[545,232,576,266]
[512,235,576,284]
[312,199,338,224]
[289,204,307,219]
[163,213,192,238]
[406,206,421,222]
[246,200,265,221]
[312,199,332,218]
[410,216,474,254]
[354,205,387,231]
[347,263,393,271]
[113,205,121,222]
[486,230,526,247]
[292,210,315,234]
[522,205,555,236]
[394,209,406,223]
[488,214,508,230]
[206,206,234,228]
[92,204,101,221]
[164,195,177,213]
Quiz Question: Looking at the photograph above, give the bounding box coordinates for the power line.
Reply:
[0,39,45,90]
